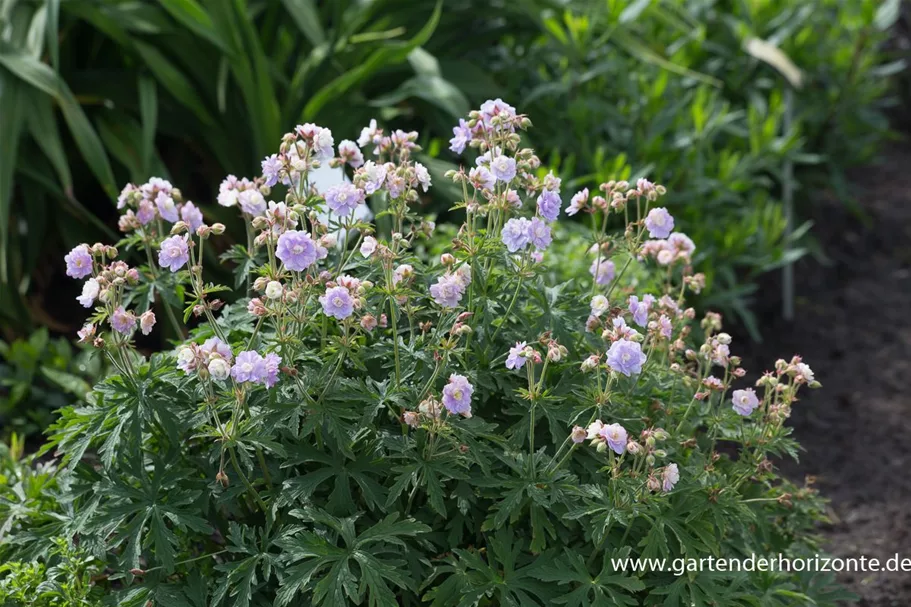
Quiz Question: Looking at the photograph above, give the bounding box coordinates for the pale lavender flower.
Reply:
[232,351,266,384]
[325,183,365,216]
[276,230,319,271]
[262,154,283,187]
[77,278,99,308]
[201,337,233,364]
[586,419,604,439]
[357,119,380,148]
[315,126,334,159]
[158,235,189,272]
[110,306,136,335]
[217,175,240,207]
[414,162,431,192]
[263,352,282,388]
[362,160,387,195]
[65,244,93,279]
[490,155,516,183]
[320,286,354,319]
[338,140,364,168]
[644,207,674,239]
[360,236,377,258]
[449,118,471,154]
[387,173,406,199]
[442,374,473,416]
[429,274,465,308]
[468,166,495,191]
[732,388,760,416]
[238,189,266,216]
[658,314,673,339]
[528,217,552,251]
[180,202,204,232]
[566,188,588,216]
[393,264,413,285]
[667,232,695,256]
[501,218,531,252]
[136,200,156,225]
[628,294,655,327]
[606,339,646,376]
[505,342,527,370]
[662,463,680,492]
[611,317,639,341]
[140,311,156,335]
[117,183,137,209]
[537,190,561,222]
[589,257,615,285]
[155,191,179,222]
[454,264,472,287]
[599,423,628,455]
[77,323,95,343]
[176,345,199,373]
[543,172,561,192]
[479,98,517,131]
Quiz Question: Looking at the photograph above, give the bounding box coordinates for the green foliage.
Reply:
[0,537,104,606]
[0,0,477,330]
[0,328,102,440]
[0,109,851,606]
[489,0,902,335]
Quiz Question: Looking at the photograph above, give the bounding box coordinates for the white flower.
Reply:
[360,236,377,258]
[795,362,814,382]
[217,189,238,207]
[590,295,609,317]
[586,419,604,440]
[77,278,100,308]
[208,357,231,381]
[265,281,283,300]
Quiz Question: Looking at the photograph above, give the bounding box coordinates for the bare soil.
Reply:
[741,143,911,606]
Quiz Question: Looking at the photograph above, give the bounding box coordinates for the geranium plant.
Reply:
[3,101,846,606]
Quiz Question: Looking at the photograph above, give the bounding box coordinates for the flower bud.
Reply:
[647,475,661,492]
[211,223,226,235]
[441,253,455,266]
[196,225,212,239]
[170,221,189,235]
[216,470,229,487]
[571,426,587,444]
[403,411,420,428]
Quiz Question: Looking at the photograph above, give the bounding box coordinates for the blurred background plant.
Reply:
[0,0,903,430]
[0,328,98,442]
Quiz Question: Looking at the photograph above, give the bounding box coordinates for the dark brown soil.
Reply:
[741,143,911,606]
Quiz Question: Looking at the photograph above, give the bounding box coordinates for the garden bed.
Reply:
[742,142,911,606]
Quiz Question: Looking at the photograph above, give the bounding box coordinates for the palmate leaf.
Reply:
[280,444,388,514]
[274,508,429,607]
[423,527,556,607]
[531,547,645,607]
[96,453,212,573]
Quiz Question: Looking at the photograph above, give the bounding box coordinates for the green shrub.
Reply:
[2,104,850,606]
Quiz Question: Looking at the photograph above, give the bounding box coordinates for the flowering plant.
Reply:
[4,102,845,606]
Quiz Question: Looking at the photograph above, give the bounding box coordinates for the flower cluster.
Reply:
[53,100,829,607]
